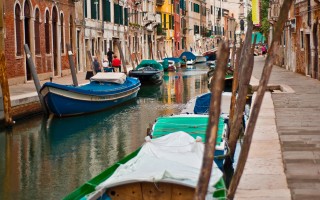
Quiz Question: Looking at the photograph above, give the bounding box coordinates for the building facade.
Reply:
[6,0,76,85]
[270,0,320,79]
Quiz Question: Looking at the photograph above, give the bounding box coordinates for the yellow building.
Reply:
[156,0,174,57]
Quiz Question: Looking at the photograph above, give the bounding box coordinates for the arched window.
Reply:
[69,15,73,51]
[35,8,40,54]
[45,10,50,54]
[15,4,22,56]
[60,13,64,53]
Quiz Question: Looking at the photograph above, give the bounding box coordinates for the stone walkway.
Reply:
[238,56,320,200]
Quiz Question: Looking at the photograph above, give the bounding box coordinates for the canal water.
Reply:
[0,64,215,199]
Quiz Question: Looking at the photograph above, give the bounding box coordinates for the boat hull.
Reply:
[40,78,140,117]
[129,70,163,85]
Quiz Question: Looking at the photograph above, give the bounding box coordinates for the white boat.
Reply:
[68,131,227,200]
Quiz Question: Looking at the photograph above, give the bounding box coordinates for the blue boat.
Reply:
[40,73,141,117]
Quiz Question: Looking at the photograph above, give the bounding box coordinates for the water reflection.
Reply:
[0,66,210,199]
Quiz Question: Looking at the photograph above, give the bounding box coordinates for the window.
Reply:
[60,13,64,54]
[176,4,180,14]
[124,8,128,26]
[104,40,107,55]
[103,0,111,22]
[15,4,22,56]
[91,0,100,20]
[92,39,95,55]
[194,25,199,34]
[114,4,120,24]
[34,9,40,54]
[163,14,166,29]
[300,30,304,49]
[45,11,50,54]
[193,3,200,13]
[70,15,73,51]
[119,6,123,25]
[84,0,87,18]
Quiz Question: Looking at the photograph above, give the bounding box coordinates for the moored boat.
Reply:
[64,131,227,200]
[40,73,141,117]
[129,59,164,85]
[151,114,228,169]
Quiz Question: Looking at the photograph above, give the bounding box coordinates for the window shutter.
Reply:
[91,0,97,19]
[114,4,119,24]
[119,6,123,25]
[84,0,87,18]
[103,0,111,22]
[124,8,128,26]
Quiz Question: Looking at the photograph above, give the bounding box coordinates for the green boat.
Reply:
[129,60,164,85]
[151,114,228,169]
[64,132,227,200]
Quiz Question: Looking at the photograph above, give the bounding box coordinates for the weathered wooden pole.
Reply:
[0,53,13,126]
[127,44,135,70]
[86,50,95,74]
[225,21,254,167]
[66,44,78,86]
[228,42,243,126]
[227,0,294,198]
[230,42,236,68]
[24,44,48,115]
[116,40,127,74]
[0,0,14,126]
[194,41,229,200]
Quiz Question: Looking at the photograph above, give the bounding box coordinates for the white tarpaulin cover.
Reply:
[96,131,223,198]
[90,72,126,84]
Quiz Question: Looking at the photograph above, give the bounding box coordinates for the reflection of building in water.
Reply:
[174,72,184,104]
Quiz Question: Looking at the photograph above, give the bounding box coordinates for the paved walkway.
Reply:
[237,56,320,199]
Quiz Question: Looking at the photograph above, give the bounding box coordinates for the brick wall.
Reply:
[4,0,76,85]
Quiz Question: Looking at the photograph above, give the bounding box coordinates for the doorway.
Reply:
[52,7,58,76]
[24,1,31,81]
[306,34,311,76]
[313,23,318,79]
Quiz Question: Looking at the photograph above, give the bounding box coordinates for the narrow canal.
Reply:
[0,64,214,199]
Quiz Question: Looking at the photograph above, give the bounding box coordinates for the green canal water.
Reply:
[0,66,215,199]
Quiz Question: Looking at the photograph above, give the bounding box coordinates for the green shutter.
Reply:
[124,8,128,26]
[91,0,96,19]
[172,15,174,30]
[163,14,166,29]
[119,6,123,25]
[114,4,119,24]
[169,15,172,30]
[103,0,111,22]
[84,0,87,18]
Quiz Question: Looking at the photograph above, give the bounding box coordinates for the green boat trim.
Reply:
[152,115,226,150]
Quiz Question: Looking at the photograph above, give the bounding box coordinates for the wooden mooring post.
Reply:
[66,44,78,87]
[0,0,13,126]
[227,0,295,198]
[24,44,48,116]
[194,41,230,200]
[225,21,254,168]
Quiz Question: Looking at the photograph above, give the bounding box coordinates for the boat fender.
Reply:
[145,135,152,142]
[195,136,202,142]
